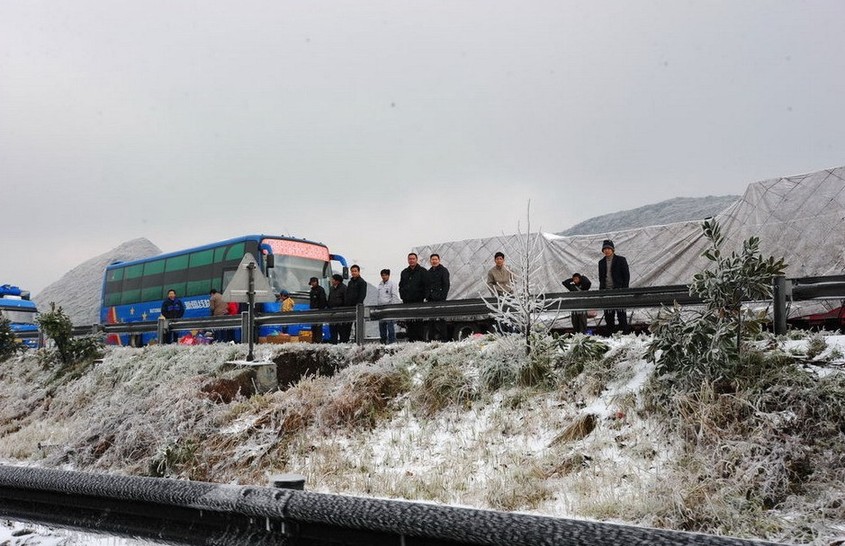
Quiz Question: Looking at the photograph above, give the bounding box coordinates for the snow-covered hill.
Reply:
[32,238,161,326]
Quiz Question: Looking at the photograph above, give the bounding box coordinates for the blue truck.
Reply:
[0,284,41,349]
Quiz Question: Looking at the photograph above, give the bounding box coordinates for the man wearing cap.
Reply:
[308,277,328,343]
[562,273,592,334]
[598,239,630,334]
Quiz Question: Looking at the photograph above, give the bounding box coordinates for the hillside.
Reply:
[557,195,739,236]
[1,333,844,545]
[32,238,161,326]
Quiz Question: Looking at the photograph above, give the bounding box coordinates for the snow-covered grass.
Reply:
[2,332,845,545]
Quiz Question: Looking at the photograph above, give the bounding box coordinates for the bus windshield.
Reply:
[267,255,328,295]
[0,308,36,324]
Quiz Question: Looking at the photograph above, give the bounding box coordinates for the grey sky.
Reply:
[2,1,844,294]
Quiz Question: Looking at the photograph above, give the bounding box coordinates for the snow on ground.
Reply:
[2,333,844,544]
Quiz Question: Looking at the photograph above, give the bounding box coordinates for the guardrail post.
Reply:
[240,311,250,350]
[269,473,306,490]
[157,317,167,345]
[773,275,787,335]
[355,304,365,346]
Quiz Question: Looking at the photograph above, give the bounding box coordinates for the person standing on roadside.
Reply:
[327,273,348,343]
[399,252,429,342]
[209,288,229,342]
[427,253,450,341]
[486,251,514,295]
[598,239,630,334]
[277,289,294,334]
[562,273,592,334]
[343,264,367,343]
[210,289,228,317]
[308,277,328,343]
[160,289,185,344]
[377,268,400,344]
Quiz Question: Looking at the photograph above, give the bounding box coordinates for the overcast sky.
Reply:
[2,1,844,295]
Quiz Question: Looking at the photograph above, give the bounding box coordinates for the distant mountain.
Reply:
[557,195,740,236]
[33,238,161,326]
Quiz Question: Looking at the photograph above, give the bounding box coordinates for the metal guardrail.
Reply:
[0,465,785,546]
[72,276,845,343]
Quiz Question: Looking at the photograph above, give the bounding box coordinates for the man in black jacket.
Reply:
[562,273,591,334]
[308,277,328,343]
[597,239,630,334]
[399,252,429,342]
[427,254,450,341]
[342,265,367,342]
[327,274,347,344]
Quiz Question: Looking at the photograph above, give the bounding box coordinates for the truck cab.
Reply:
[0,284,41,349]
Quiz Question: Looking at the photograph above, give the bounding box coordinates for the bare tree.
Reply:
[483,201,562,356]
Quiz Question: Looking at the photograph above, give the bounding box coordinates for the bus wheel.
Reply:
[452,323,480,341]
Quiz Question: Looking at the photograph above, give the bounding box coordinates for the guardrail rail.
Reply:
[0,465,786,546]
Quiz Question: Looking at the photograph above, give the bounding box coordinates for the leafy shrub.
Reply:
[36,303,103,369]
[0,317,23,361]
[647,219,786,389]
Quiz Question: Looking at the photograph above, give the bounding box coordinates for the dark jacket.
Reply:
[161,297,185,319]
[345,276,368,306]
[309,285,328,309]
[562,275,592,292]
[427,265,450,302]
[399,265,429,303]
[598,254,630,290]
[328,282,347,308]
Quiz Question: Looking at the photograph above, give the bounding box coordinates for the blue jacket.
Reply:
[161,297,185,319]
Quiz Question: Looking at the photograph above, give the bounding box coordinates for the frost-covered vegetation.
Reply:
[1,331,844,545]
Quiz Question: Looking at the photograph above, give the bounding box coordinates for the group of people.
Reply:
[306,264,369,344]
[160,288,240,344]
[308,254,452,344]
[158,238,631,345]
[561,239,631,335]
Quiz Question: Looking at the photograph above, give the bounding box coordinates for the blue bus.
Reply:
[0,284,41,349]
[100,235,347,345]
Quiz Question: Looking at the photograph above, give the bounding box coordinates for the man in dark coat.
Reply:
[399,252,429,342]
[327,274,347,344]
[562,273,592,334]
[308,277,328,343]
[597,239,630,334]
[342,264,367,343]
[427,254,450,341]
[160,289,185,344]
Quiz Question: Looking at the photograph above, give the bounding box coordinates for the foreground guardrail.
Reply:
[0,465,784,546]
[72,276,845,344]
